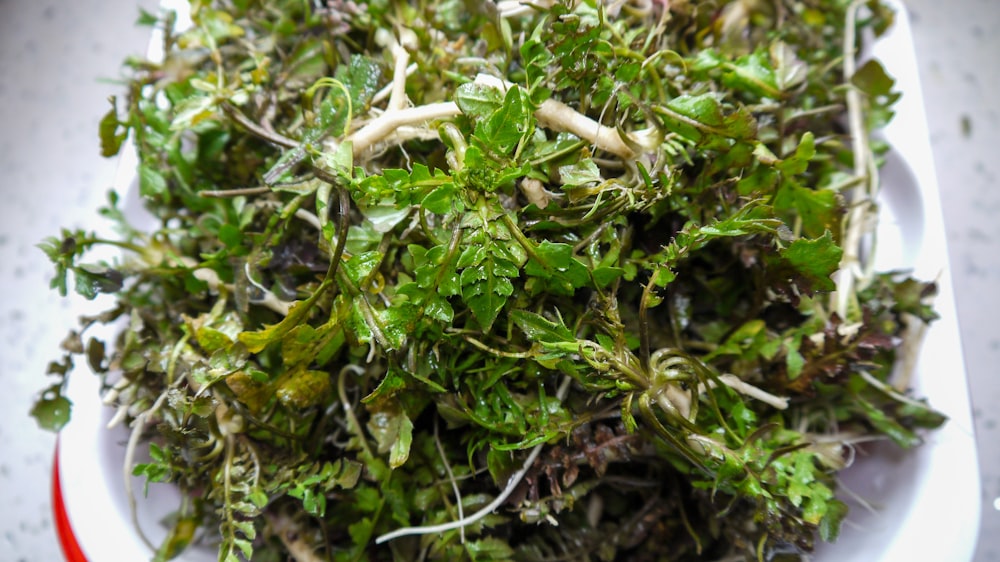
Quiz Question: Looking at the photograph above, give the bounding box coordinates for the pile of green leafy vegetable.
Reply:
[35,0,946,560]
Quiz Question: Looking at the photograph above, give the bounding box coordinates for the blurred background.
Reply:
[0,0,996,560]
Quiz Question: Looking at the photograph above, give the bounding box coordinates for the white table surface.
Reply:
[0,1,996,560]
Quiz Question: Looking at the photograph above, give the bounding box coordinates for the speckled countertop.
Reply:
[1,1,996,560]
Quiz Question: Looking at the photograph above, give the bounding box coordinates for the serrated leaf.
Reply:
[512,310,573,344]
[460,245,517,329]
[474,86,530,155]
[780,231,843,292]
[656,94,757,149]
[455,82,504,120]
[774,183,840,239]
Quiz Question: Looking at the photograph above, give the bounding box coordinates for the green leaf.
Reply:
[422,183,457,214]
[389,412,414,469]
[460,237,518,330]
[770,41,808,91]
[343,251,383,286]
[776,132,816,176]
[780,231,843,292]
[785,340,806,379]
[72,264,124,300]
[99,97,126,157]
[334,54,382,112]
[138,164,168,198]
[511,310,573,344]
[366,402,415,468]
[218,223,242,249]
[30,387,71,432]
[474,86,531,155]
[169,94,217,131]
[851,59,894,97]
[591,266,624,288]
[465,537,516,559]
[362,369,408,405]
[557,158,603,187]
[719,49,780,99]
[774,183,840,239]
[819,499,849,542]
[851,58,900,128]
[854,392,922,448]
[461,262,515,330]
[275,368,331,409]
[655,94,756,149]
[136,7,159,27]
[238,282,330,353]
[455,82,504,120]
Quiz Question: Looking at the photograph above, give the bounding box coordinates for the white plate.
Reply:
[812,3,981,560]
[55,2,981,560]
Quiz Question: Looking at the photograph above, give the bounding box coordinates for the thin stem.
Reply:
[375,377,571,545]
[222,103,298,148]
[500,214,549,269]
[338,365,374,459]
[433,417,465,543]
[123,380,182,553]
[199,186,271,198]
[638,276,657,372]
[461,334,533,359]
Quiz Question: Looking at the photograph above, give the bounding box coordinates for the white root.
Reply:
[369,63,417,107]
[716,374,789,410]
[833,0,877,319]
[266,511,326,562]
[536,98,636,160]
[692,374,789,411]
[473,74,640,160]
[347,102,462,157]
[496,0,557,18]
[348,66,654,161]
[374,27,416,112]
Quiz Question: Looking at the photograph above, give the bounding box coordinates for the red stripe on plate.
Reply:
[52,441,89,562]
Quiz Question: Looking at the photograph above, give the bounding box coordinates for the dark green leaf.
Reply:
[780,231,843,292]
[512,310,573,344]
